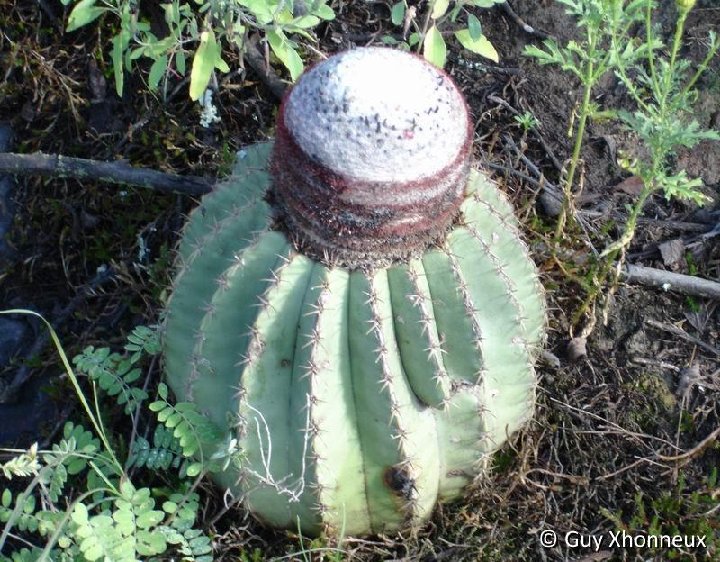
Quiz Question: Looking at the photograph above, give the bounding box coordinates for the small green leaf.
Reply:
[467,13,482,40]
[190,29,228,101]
[137,529,167,555]
[186,462,203,477]
[431,0,450,20]
[391,2,405,26]
[157,406,172,423]
[423,25,446,68]
[136,509,164,529]
[111,34,125,97]
[293,15,321,28]
[165,411,183,429]
[242,0,274,24]
[149,400,165,412]
[119,479,135,499]
[175,50,186,76]
[470,0,503,7]
[148,55,167,90]
[455,29,499,62]
[66,0,106,32]
[314,3,335,20]
[266,30,304,81]
[71,502,89,525]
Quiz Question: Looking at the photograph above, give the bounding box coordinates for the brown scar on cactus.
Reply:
[162,47,547,537]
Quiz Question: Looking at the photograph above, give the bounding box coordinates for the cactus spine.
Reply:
[163,47,545,536]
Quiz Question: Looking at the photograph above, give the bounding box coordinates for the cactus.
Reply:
[163,47,545,536]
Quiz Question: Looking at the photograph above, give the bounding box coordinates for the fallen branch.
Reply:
[623,264,720,300]
[0,152,214,197]
[244,34,288,101]
[645,318,720,358]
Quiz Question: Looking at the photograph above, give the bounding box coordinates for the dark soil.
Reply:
[0,1,719,561]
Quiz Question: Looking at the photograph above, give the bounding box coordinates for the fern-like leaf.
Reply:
[73,345,149,415]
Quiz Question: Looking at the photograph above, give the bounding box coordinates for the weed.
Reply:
[513,111,540,132]
[524,0,652,241]
[384,0,505,68]
[525,0,719,328]
[601,470,719,559]
[0,311,226,561]
[60,0,336,101]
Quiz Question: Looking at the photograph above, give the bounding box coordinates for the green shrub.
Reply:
[60,0,335,100]
[0,315,221,561]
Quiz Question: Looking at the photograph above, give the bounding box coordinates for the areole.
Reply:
[163,46,546,537]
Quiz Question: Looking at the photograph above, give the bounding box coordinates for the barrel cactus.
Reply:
[163,47,545,537]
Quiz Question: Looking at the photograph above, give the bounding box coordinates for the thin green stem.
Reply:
[554,64,593,242]
[624,183,654,241]
[645,2,659,93]
[573,182,655,325]
[660,9,688,114]
[0,310,123,474]
[37,487,117,562]
[681,38,720,99]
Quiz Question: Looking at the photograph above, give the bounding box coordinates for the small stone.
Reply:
[0,317,30,368]
[658,239,684,267]
[566,337,587,362]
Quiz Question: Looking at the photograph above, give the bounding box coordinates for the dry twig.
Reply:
[624,264,720,300]
[645,318,720,357]
[0,152,214,197]
[655,426,720,464]
[498,2,551,39]
[244,34,289,101]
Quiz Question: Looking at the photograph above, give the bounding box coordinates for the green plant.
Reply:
[384,0,505,67]
[61,0,335,101]
[601,470,719,558]
[0,313,220,561]
[525,0,718,326]
[163,47,546,537]
[513,111,540,132]
[600,0,719,253]
[524,0,654,241]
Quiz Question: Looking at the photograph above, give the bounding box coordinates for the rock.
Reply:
[624,328,654,357]
[0,317,30,369]
[658,238,685,267]
[566,336,588,362]
[0,374,59,447]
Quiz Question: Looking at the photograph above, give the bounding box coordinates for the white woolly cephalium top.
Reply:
[283,47,469,183]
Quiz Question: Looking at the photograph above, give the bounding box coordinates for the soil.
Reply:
[0,1,719,561]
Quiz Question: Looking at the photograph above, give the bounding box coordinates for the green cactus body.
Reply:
[163,48,545,536]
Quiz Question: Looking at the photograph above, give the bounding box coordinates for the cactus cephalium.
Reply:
[163,47,546,537]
